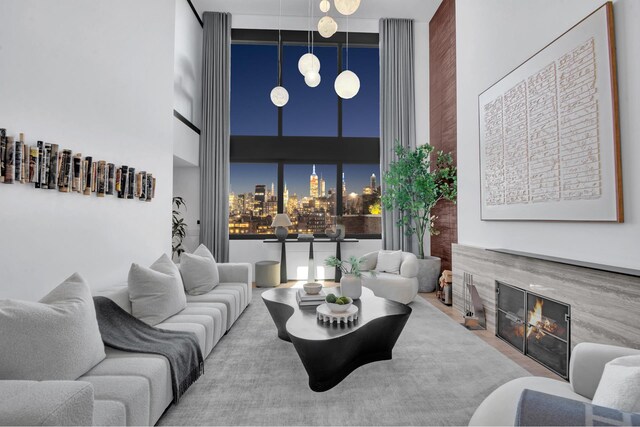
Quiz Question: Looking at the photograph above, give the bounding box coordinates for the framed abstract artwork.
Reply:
[478,2,622,221]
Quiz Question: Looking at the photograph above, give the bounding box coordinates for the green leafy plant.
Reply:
[172,196,187,259]
[381,143,457,259]
[325,256,374,278]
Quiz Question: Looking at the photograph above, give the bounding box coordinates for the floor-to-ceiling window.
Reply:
[229,30,380,239]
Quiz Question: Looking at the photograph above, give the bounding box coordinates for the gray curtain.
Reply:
[200,12,231,262]
[379,18,416,253]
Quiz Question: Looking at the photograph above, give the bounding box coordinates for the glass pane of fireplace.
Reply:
[498,310,525,351]
[526,294,568,341]
[497,281,525,318]
[496,282,526,352]
[526,327,568,377]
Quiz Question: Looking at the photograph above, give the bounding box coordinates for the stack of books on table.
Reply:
[296,289,326,307]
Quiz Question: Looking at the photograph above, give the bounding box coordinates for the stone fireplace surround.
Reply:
[452,244,640,352]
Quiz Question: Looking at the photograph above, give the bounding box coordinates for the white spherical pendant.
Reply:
[334,70,360,99]
[318,16,338,38]
[270,86,289,107]
[304,71,321,88]
[319,0,331,13]
[334,0,361,16]
[298,53,320,76]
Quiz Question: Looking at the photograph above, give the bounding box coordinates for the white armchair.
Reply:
[359,251,419,304]
[469,342,640,426]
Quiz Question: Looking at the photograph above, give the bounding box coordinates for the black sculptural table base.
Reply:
[261,287,411,392]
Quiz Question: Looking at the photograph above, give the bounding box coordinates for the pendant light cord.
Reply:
[310,0,314,55]
[277,0,282,85]
[346,15,349,70]
[307,0,311,54]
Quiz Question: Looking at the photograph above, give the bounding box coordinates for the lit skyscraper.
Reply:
[370,173,377,190]
[320,175,326,197]
[283,182,289,209]
[309,164,319,197]
[254,184,266,216]
[342,172,346,195]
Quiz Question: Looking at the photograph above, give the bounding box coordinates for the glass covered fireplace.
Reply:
[495,281,571,378]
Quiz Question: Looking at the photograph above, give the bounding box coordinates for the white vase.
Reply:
[340,274,362,300]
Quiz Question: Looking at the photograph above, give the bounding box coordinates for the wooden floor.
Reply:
[254,281,562,381]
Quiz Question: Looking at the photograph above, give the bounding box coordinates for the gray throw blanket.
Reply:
[93,296,204,404]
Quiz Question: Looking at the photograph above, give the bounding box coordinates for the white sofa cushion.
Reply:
[180,244,220,295]
[375,250,402,274]
[592,355,640,412]
[0,273,106,381]
[128,254,187,326]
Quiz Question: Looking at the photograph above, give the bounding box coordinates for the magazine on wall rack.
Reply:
[146,173,153,202]
[4,137,15,184]
[91,161,97,192]
[127,167,135,199]
[83,156,93,195]
[106,163,115,195]
[48,144,59,189]
[21,139,29,184]
[42,143,51,189]
[0,128,6,183]
[72,154,82,193]
[29,145,38,183]
[97,161,106,197]
[118,165,128,198]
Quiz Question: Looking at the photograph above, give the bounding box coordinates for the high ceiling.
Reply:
[192,0,443,22]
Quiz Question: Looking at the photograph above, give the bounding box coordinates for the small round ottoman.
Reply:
[255,261,280,287]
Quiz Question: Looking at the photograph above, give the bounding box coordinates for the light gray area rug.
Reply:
[158,289,529,426]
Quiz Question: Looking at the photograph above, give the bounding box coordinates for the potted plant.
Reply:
[172,196,188,260]
[382,143,457,292]
[325,256,374,300]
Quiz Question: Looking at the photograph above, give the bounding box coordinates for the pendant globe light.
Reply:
[318,16,338,38]
[271,0,289,107]
[334,15,360,99]
[334,0,361,16]
[318,0,337,38]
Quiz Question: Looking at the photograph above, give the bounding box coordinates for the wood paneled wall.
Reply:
[429,0,457,271]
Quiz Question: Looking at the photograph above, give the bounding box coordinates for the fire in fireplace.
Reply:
[495,281,571,378]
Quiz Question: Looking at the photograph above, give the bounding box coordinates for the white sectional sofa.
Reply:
[0,262,251,426]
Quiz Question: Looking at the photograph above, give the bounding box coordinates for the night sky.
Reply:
[229,42,380,198]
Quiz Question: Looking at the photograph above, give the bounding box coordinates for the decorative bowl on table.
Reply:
[303,282,323,295]
[325,294,353,312]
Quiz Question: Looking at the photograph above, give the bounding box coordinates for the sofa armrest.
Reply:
[570,342,640,400]
[0,380,94,426]
[218,262,252,295]
[400,253,419,278]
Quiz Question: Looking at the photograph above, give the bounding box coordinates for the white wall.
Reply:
[456,0,640,269]
[174,0,203,128]
[0,0,176,300]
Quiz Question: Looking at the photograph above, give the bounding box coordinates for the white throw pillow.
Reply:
[128,253,187,326]
[592,355,640,412]
[375,250,403,274]
[179,244,220,296]
[0,273,106,381]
